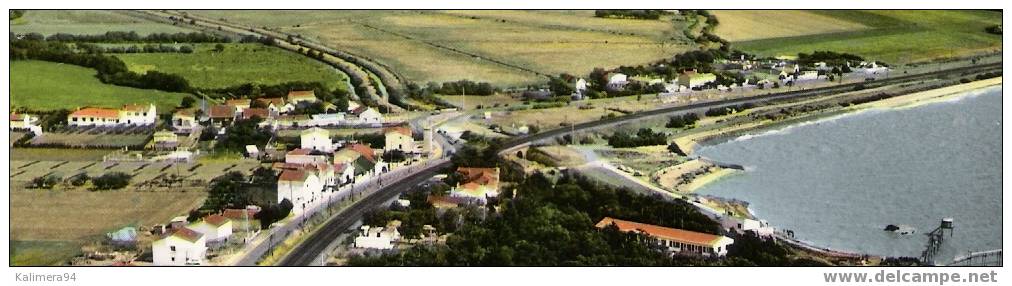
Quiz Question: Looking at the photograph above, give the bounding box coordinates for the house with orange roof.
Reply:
[225,98,251,114]
[287,90,318,106]
[449,167,500,204]
[383,126,415,153]
[277,168,323,214]
[152,227,207,265]
[189,215,233,244]
[172,108,199,133]
[595,217,734,257]
[67,103,157,126]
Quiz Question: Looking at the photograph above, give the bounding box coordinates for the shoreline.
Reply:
[689,77,1002,262]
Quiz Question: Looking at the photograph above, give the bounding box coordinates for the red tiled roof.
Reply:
[70,108,119,119]
[10,113,25,121]
[222,209,258,220]
[288,90,315,99]
[384,126,412,136]
[286,148,313,156]
[169,227,203,243]
[278,169,309,182]
[595,217,723,246]
[208,105,235,119]
[242,108,271,120]
[333,163,348,173]
[174,108,196,118]
[351,106,369,115]
[457,167,499,186]
[204,215,230,227]
[346,143,375,163]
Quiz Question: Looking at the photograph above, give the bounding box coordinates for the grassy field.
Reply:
[722,10,1002,64]
[711,10,868,42]
[116,43,349,90]
[10,10,192,36]
[10,60,192,113]
[186,10,697,87]
[10,240,82,266]
[11,148,112,161]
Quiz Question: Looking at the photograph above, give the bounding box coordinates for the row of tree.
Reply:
[35,31,231,43]
[607,128,668,148]
[593,10,670,20]
[77,43,196,54]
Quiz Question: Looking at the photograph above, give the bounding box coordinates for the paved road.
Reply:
[278,159,451,266]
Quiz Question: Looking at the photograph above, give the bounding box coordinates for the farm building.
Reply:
[152,227,207,266]
[677,70,717,89]
[301,127,333,152]
[383,126,415,153]
[206,104,236,126]
[151,130,179,150]
[449,167,500,204]
[310,113,345,126]
[67,103,157,126]
[254,97,289,115]
[595,217,734,257]
[9,112,41,134]
[607,73,629,91]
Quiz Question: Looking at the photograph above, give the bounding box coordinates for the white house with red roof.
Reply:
[189,215,233,244]
[277,168,323,214]
[67,103,156,126]
[595,217,734,257]
[449,167,500,204]
[152,227,207,265]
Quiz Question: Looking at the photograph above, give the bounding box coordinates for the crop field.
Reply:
[711,10,868,42]
[186,10,697,87]
[722,10,1002,64]
[9,189,206,242]
[116,43,349,90]
[9,158,263,187]
[11,148,112,161]
[10,60,191,113]
[10,240,83,266]
[10,10,192,36]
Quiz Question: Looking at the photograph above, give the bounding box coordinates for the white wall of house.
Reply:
[152,235,207,266]
[354,226,400,249]
[384,132,415,153]
[119,104,158,125]
[68,116,120,126]
[285,154,329,165]
[301,129,333,152]
[277,174,323,214]
[190,222,233,243]
[356,108,384,124]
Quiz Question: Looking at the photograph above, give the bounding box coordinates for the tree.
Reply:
[251,167,277,186]
[213,43,226,52]
[205,171,252,211]
[180,96,197,108]
[92,172,131,190]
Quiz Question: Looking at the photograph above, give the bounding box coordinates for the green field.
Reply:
[10,10,192,36]
[10,60,191,113]
[10,240,82,266]
[115,43,349,90]
[186,10,697,87]
[726,10,1002,64]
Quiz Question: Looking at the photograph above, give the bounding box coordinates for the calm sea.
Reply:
[696,87,1002,263]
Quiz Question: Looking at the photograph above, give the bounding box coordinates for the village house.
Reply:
[241,107,271,121]
[606,73,629,91]
[449,167,500,204]
[285,148,330,165]
[287,90,318,106]
[254,97,291,115]
[334,143,385,181]
[349,106,383,124]
[222,207,260,231]
[225,99,251,116]
[274,115,313,128]
[383,126,415,154]
[67,103,157,126]
[595,217,735,257]
[9,112,41,135]
[301,127,333,152]
[189,215,233,245]
[151,130,179,150]
[172,108,199,133]
[677,70,717,89]
[277,168,323,214]
[206,104,236,127]
[354,222,401,250]
[152,227,207,266]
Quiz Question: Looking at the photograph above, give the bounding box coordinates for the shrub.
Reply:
[91,172,131,190]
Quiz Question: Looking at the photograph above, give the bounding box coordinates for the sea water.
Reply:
[695,87,1002,263]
